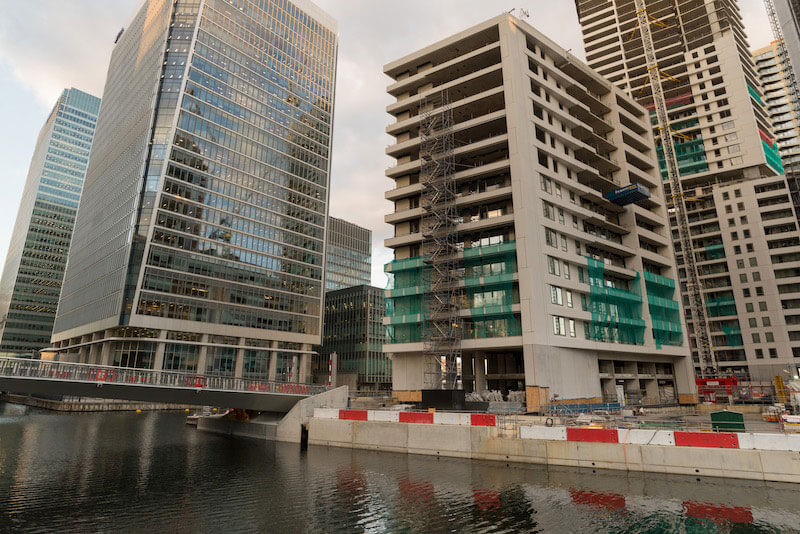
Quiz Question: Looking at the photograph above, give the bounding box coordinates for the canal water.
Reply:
[1,403,799,533]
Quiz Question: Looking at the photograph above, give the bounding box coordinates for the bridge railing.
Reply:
[0,357,328,396]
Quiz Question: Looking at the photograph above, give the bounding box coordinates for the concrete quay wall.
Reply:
[308,418,800,484]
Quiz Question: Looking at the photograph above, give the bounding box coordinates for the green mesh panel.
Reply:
[706,296,737,318]
[746,82,763,105]
[721,325,744,347]
[703,243,725,260]
[586,258,645,345]
[644,271,683,349]
[656,135,708,179]
[763,139,784,174]
[385,242,520,343]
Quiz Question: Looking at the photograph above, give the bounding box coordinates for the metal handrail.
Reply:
[0,357,328,397]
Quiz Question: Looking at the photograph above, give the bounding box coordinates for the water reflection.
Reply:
[0,405,798,533]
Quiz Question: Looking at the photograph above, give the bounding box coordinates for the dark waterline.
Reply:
[0,403,799,533]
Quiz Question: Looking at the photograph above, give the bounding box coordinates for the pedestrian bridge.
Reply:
[0,357,327,412]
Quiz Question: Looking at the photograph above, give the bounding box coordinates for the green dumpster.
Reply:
[710,410,745,432]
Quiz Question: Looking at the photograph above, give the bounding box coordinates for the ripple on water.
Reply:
[0,408,799,533]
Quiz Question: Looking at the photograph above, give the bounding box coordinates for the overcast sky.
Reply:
[0,0,774,288]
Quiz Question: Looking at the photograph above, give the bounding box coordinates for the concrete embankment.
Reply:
[309,409,800,484]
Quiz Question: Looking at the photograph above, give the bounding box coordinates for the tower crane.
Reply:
[633,0,716,377]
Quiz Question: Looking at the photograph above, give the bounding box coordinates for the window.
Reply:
[543,201,554,220]
[561,234,568,251]
[563,262,570,280]
[728,218,735,226]
[752,333,761,343]
[741,216,748,225]
[568,319,576,337]
[731,232,738,241]
[769,348,778,358]
[736,259,745,268]
[737,202,745,211]
[734,245,741,255]
[744,229,751,239]
[749,257,758,267]
[558,208,565,225]
[541,176,552,193]
[553,316,566,336]
[759,301,768,311]
[763,317,771,327]
[566,290,573,308]
[746,303,755,312]
[546,228,558,248]
[547,256,560,276]
[749,318,757,328]
[573,215,579,229]
[766,332,775,342]
[756,348,764,359]
[725,205,733,214]
[756,287,764,296]
[550,285,563,305]
[740,273,748,283]
[723,192,730,200]
[743,288,751,297]
[746,243,754,253]
[752,272,761,282]
[555,183,562,198]
[734,189,741,198]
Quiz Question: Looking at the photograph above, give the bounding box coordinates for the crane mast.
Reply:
[633,0,716,377]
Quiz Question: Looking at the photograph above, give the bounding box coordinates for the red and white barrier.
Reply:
[314,408,496,427]
[518,425,800,452]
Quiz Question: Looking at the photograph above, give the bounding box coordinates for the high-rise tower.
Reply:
[324,217,371,291]
[0,88,100,354]
[53,0,337,384]
[576,0,800,380]
[383,14,696,406]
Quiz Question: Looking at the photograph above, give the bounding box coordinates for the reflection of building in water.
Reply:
[52,0,338,385]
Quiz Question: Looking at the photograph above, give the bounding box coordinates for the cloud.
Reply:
[0,0,775,288]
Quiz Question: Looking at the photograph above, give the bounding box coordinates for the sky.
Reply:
[0,0,775,288]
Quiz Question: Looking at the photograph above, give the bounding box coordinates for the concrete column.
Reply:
[298,344,312,384]
[88,341,101,365]
[290,354,299,383]
[268,341,278,382]
[196,334,209,375]
[234,337,245,378]
[475,353,487,393]
[78,337,90,364]
[100,340,112,367]
[153,330,168,371]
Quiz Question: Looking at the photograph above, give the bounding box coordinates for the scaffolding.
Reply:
[633,0,716,377]
[419,91,462,390]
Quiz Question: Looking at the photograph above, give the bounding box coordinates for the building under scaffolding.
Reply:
[383,14,697,407]
[576,0,800,381]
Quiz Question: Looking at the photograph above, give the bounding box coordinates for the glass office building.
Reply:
[0,88,100,354]
[325,217,371,291]
[52,0,338,384]
[319,284,389,390]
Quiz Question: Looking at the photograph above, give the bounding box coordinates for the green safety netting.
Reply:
[644,271,683,349]
[385,242,520,343]
[703,242,725,260]
[706,296,737,317]
[586,258,645,345]
[656,135,708,180]
[746,82,763,105]
[762,140,784,174]
[721,325,744,347]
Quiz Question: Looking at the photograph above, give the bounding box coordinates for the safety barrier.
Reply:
[314,408,496,427]
[520,425,800,452]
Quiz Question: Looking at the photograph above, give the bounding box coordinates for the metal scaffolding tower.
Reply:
[633,0,717,377]
[764,0,800,221]
[419,91,462,390]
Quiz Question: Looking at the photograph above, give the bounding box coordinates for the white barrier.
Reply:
[368,410,400,422]
[617,429,676,446]
[314,408,340,419]
[520,425,567,441]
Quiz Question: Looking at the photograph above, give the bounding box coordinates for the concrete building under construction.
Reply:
[382,14,697,406]
[576,0,800,380]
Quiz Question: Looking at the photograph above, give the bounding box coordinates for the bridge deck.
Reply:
[0,357,327,412]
